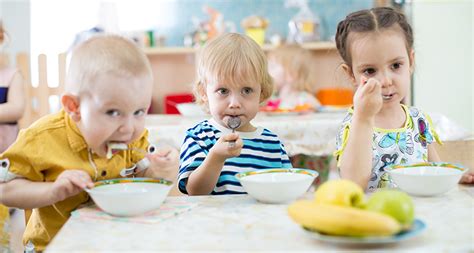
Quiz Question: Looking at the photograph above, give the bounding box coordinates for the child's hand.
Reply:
[353,77,383,120]
[210,133,243,162]
[50,170,93,203]
[459,170,474,184]
[144,146,179,181]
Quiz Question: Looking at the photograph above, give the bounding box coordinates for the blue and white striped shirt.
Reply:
[178,119,292,195]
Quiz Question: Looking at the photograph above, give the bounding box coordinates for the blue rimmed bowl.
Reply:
[85,178,172,216]
[235,168,318,204]
[387,162,467,197]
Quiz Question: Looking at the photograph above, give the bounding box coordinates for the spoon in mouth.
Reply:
[227,116,241,147]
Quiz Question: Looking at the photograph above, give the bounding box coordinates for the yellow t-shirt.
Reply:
[0,205,9,249]
[0,110,150,251]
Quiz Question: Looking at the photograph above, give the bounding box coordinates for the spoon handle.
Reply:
[228,129,236,147]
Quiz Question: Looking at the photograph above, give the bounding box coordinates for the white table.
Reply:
[46,185,473,252]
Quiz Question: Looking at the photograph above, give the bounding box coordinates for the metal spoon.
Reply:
[227,116,241,147]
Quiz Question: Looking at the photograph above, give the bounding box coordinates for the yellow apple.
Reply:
[314,179,365,207]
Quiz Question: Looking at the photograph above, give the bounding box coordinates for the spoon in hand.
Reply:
[227,116,241,147]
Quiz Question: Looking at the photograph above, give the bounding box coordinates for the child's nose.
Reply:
[378,72,393,87]
[118,117,134,134]
[228,95,241,108]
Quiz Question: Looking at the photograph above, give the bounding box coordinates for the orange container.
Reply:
[316,88,353,106]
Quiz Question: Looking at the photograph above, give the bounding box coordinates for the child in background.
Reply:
[266,44,320,111]
[0,20,25,251]
[178,33,292,195]
[0,35,179,251]
[0,20,25,153]
[333,7,473,191]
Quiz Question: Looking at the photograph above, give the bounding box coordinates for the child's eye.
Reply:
[106,110,120,117]
[134,109,146,116]
[242,87,253,95]
[363,68,376,76]
[216,88,229,95]
[391,62,402,70]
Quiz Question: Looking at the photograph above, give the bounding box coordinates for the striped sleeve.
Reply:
[178,129,207,194]
[260,129,292,168]
[280,142,292,168]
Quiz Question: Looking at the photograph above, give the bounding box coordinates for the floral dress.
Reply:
[334,105,441,191]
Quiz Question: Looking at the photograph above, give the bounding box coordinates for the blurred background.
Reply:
[0,0,472,132]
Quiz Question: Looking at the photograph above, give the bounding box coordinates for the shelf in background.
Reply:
[144,41,336,55]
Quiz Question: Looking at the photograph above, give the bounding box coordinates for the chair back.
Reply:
[16,52,67,128]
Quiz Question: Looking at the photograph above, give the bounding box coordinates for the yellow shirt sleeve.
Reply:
[0,129,45,182]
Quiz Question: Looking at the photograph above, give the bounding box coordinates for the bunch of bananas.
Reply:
[288,179,414,237]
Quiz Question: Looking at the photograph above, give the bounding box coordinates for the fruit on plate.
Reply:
[365,189,415,229]
[314,179,365,207]
[288,200,401,237]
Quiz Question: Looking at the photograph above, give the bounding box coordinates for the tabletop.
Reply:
[46,185,474,252]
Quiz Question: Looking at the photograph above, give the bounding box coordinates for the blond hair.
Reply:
[268,44,314,93]
[194,33,273,106]
[66,35,152,95]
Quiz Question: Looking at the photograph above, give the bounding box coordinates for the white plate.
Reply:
[304,218,426,245]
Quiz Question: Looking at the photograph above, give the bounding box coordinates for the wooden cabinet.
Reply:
[145,42,349,113]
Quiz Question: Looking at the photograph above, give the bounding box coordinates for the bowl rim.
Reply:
[386,162,467,174]
[235,168,318,180]
[87,177,173,191]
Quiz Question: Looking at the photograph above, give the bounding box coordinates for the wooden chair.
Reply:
[5,52,66,225]
[16,52,67,129]
[434,140,474,170]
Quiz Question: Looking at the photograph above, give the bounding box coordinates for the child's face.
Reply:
[76,74,152,157]
[204,80,261,132]
[349,29,413,109]
[268,58,286,91]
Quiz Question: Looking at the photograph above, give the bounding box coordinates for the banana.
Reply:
[288,200,401,237]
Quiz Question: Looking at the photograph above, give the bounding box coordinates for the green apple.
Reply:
[365,189,415,228]
[314,179,365,207]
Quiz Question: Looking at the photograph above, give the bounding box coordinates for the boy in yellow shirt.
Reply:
[0,35,178,251]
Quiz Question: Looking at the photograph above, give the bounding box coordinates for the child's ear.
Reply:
[409,49,415,74]
[61,93,81,121]
[197,81,208,102]
[341,63,356,86]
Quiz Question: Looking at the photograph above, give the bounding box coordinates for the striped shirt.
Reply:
[178,119,292,195]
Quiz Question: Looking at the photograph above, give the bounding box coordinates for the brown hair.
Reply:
[0,20,5,44]
[194,33,273,107]
[335,7,413,69]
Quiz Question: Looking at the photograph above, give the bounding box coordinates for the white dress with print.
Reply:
[334,105,441,191]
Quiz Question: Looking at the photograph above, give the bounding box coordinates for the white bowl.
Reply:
[387,162,467,197]
[235,168,318,204]
[86,178,172,216]
[176,103,207,117]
